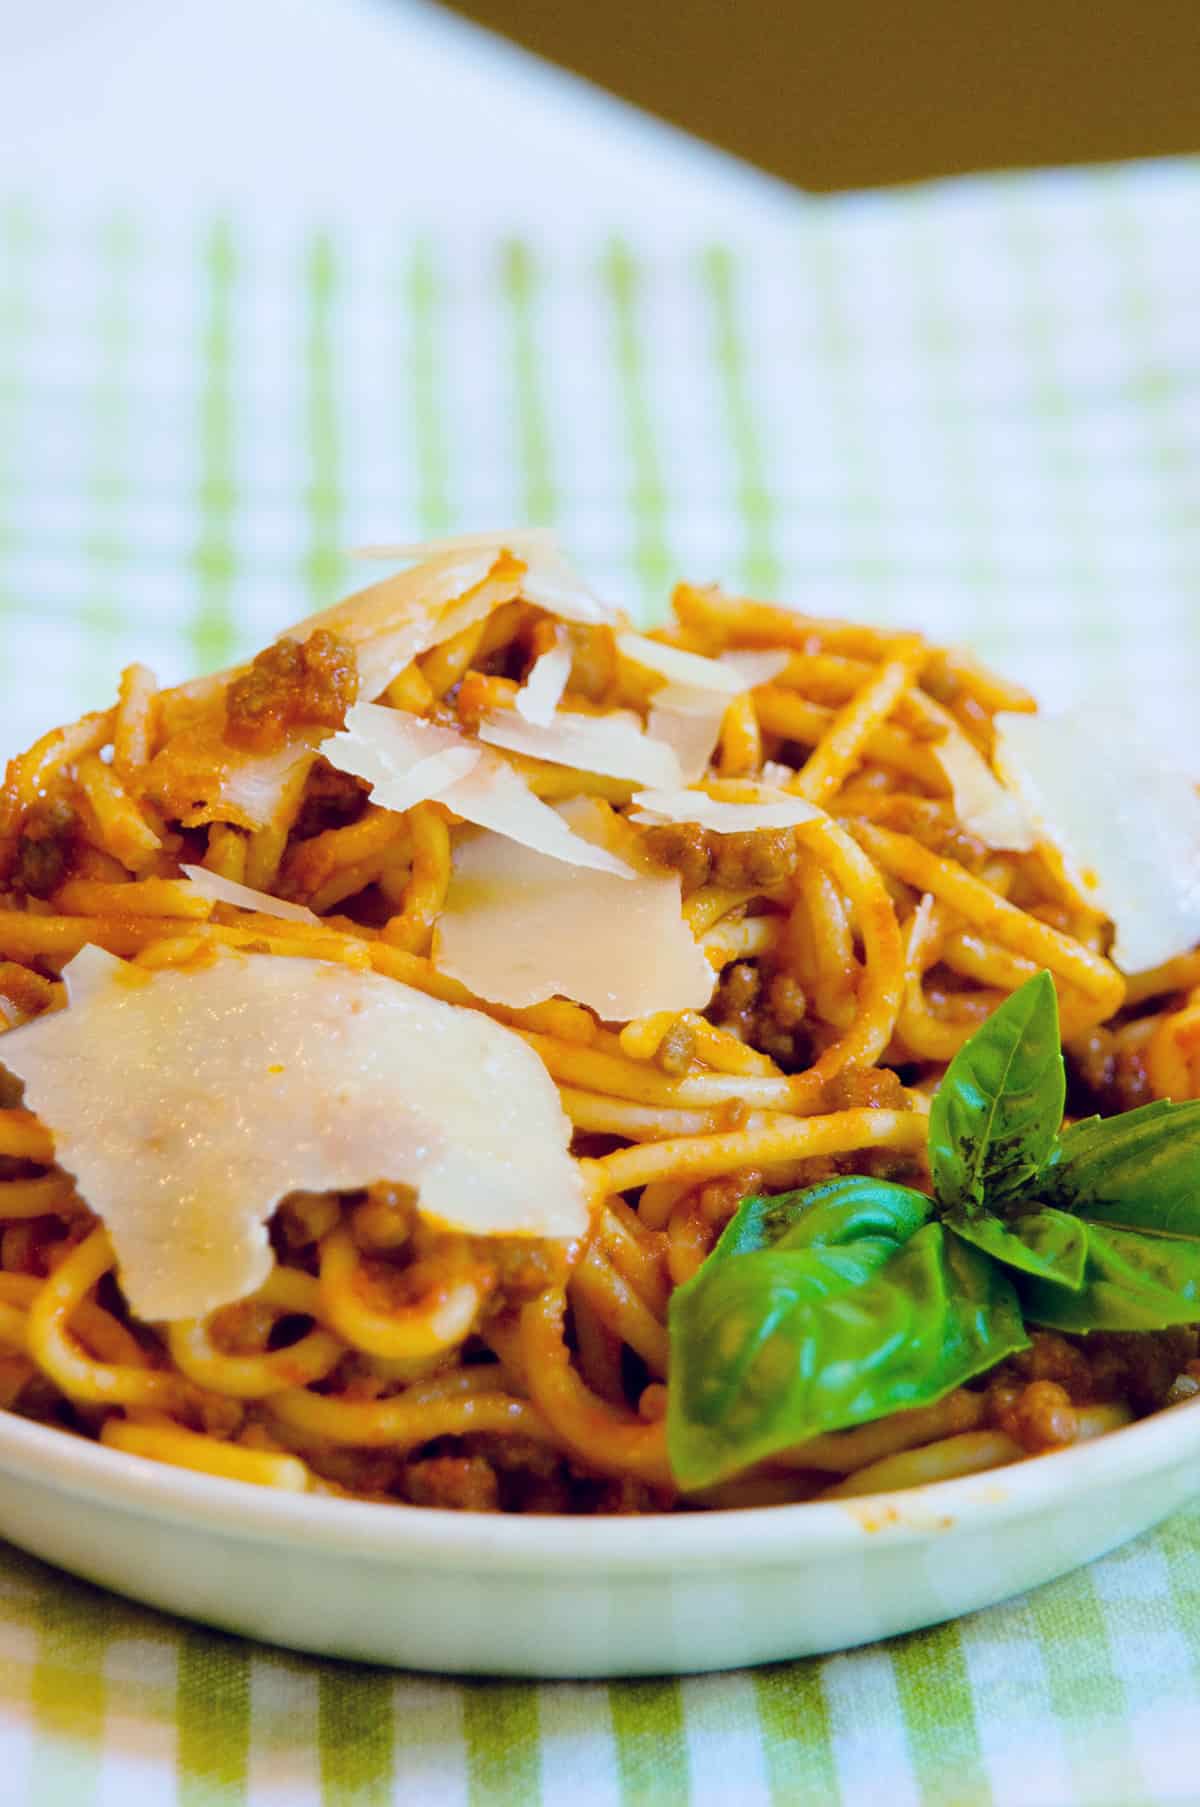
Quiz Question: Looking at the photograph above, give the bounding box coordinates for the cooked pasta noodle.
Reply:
[0,550,1192,1517]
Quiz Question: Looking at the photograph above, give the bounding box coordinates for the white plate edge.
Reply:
[0,1396,1197,1574]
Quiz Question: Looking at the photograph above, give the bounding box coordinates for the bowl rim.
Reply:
[0,1396,1197,1575]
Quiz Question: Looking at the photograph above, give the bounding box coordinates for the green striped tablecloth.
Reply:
[1,158,1199,1803]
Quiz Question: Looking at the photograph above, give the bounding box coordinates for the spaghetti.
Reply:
[0,537,1195,1514]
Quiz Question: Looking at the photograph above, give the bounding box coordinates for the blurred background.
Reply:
[445,0,1200,191]
[1,0,1198,757]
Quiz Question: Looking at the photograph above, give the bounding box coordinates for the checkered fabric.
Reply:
[1,157,1199,1804]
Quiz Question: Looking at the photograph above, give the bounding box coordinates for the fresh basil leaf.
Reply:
[928,970,1065,1214]
[1020,1220,1200,1332]
[715,1176,935,1262]
[947,1206,1088,1289]
[667,1221,1027,1489]
[903,1228,1026,1395]
[1042,1098,1200,1237]
[775,1178,936,1253]
[668,1235,904,1485]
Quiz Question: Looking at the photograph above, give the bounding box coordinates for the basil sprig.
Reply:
[669,1177,1025,1489]
[667,971,1200,1490]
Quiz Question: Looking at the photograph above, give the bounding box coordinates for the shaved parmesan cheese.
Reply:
[156,668,236,740]
[434,806,713,1019]
[617,635,788,697]
[479,706,682,789]
[291,546,496,650]
[0,947,587,1322]
[618,632,748,695]
[631,788,823,834]
[349,530,617,628]
[289,549,523,701]
[639,650,790,784]
[995,708,1200,973]
[180,866,320,924]
[322,705,483,815]
[216,742,317,833]
[351,527,560,563]
[321,705,633,877]
[718,650,792,689]
[433,754,633,877]
[931,731,1035,853]
[645,693,729,784]
[518,543,618,626]
[141,716,319,834]
[515,631,572,727]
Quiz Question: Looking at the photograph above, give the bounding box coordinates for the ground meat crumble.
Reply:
[984,1328,1200,1453]
[1068,1024,1155,1117]
[707,960,813,1070]
[225,628,358,751]
[12,797,79,897]
[643,823,800,894]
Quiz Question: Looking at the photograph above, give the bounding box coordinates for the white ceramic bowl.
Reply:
[0,1402,1197,1677]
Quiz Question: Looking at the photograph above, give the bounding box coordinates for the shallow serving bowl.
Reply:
[0,1402,1197,1677]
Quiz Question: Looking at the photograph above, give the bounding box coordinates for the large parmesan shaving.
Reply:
[180,866,320,924]
[630,788,823,834]
[515,630,572,727]
[434,803,713,1018]
[478,706,683,789]
[321,705,633,877]
[995,708,1200,973]
[0,947,587,1322]
[930,730,1035,853]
